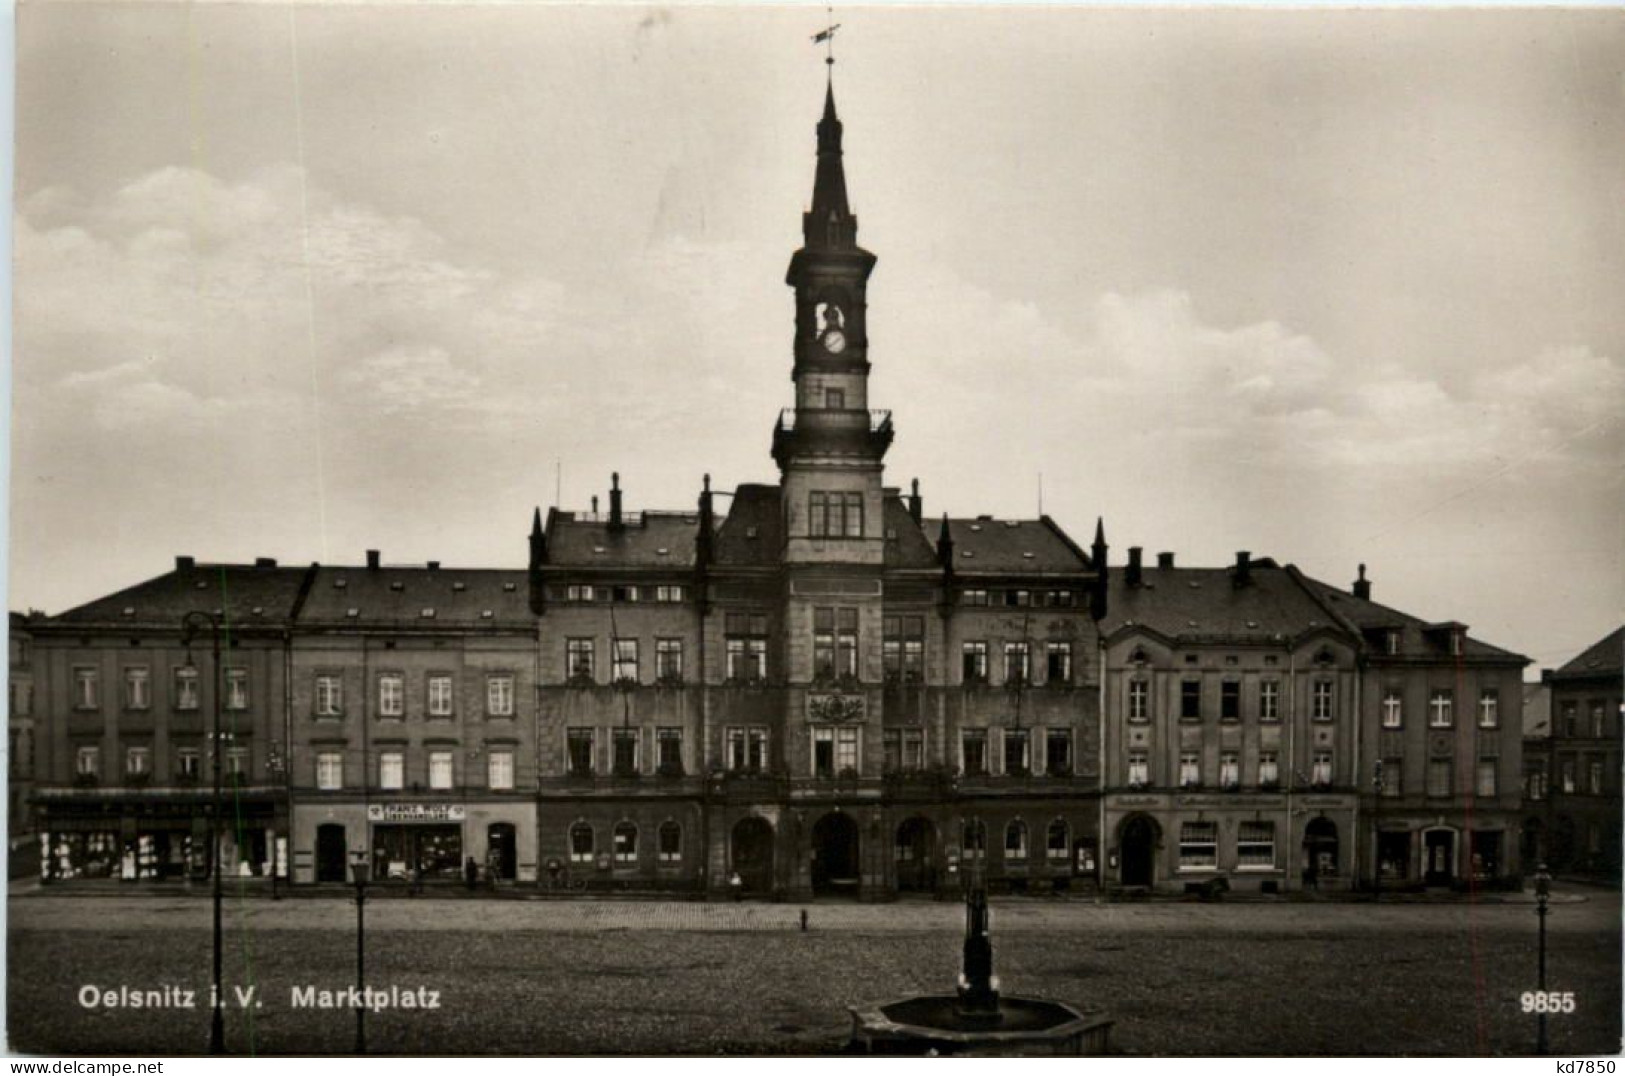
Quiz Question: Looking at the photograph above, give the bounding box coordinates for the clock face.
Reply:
[822,329,847,354]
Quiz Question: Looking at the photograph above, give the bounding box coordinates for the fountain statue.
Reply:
[848,870,1114,1055]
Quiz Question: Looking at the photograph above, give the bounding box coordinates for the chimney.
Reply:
[366,549,381,571]
[1157,552,1175,569]
[1234,550,1251,587]
[1353,563,1371,601]
[591,495,599,517]
[937,514,956,579]
[696,474,715,568]
[426,560,440,571]
[909,478,923,525]
[609,472,624,530]
[175,555,195,571]
[254,557,277,569]
[1126,547,1143,587]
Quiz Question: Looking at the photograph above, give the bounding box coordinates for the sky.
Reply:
[10,3,1623,672]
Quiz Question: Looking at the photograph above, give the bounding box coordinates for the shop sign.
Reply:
[367,804,466,823]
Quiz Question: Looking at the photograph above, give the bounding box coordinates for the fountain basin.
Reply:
[848,995,1113,1055]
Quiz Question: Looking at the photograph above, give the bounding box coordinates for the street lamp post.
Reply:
[180,610,226,1056]
[1372,760,1385,904]
[1535,863,1551,1055]
[351,850,371,1054]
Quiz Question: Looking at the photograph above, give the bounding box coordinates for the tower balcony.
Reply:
[772,408,894,467]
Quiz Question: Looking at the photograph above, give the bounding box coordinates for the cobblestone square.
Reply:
[8,892,1620,1055]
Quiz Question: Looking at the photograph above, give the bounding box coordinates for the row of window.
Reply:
[1527,755,1616,799]
[74,744,246,780]
[565,727,686,777]
[1381,687,1501,729]
[559,634,1078,687]
[961,642,1073,684]
[71,666,250,713]
[808,491,864,539]
[1177,821,1279,871]
[616,725,1081,779]
[959,588,1078,608]
[1555,699,1617,740]
[1124,750,1324,790]
[313,749,516,791]
[1377,756,1502,798]
[1124,679,1330,722]
[956,818,1074,862]
[568,820,683,864]
[315,673,517,719]
[562,584,687,604]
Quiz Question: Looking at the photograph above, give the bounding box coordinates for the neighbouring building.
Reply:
[287,558,540,885]
[27,559,307,882]
[1099,551,1362,894]
[1533,626,1622,882]
[1304,568,1530,890]
[10,612,37,877]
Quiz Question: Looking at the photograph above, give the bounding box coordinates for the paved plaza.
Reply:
[8,890,1621,1056]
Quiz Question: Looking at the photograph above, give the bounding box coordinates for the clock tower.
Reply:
[772,79,892,568]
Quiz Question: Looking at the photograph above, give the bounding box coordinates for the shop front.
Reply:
[293,799,537,885]
[37,793,285,883]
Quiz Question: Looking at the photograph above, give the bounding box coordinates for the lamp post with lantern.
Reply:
[180,610,226,1056]
[350,848,371,1054]
[1534,863,1551,1054]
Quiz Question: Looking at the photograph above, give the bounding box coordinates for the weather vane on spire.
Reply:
[812,6,840,68]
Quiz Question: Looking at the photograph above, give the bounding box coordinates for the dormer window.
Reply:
[1451,630,1464,656]
[1385,630,1401,656]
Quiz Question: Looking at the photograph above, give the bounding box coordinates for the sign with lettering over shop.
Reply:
[367,804,467,824]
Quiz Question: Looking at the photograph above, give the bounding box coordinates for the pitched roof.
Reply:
[1104,563,1341,644]
[44,562,313,631]
[1551,625,1623,681]
[883,496,939,570]
[545,511,701,570]
[1298,574,1528,664]
[712,484,782,568]
[297,566,532,630]
[944,516,1090,576]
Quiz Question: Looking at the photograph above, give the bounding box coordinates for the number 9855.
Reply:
[1521,991,1576,1013]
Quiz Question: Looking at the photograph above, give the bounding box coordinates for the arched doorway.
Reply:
[1423,828,1456,886]
[811,812,861,897]
[1304,818,1339,883]
[730,816,774,896]
[1118,815,1157,887]
[895,817,937,893]
[315,824,347,883]
[487,823,517,881]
